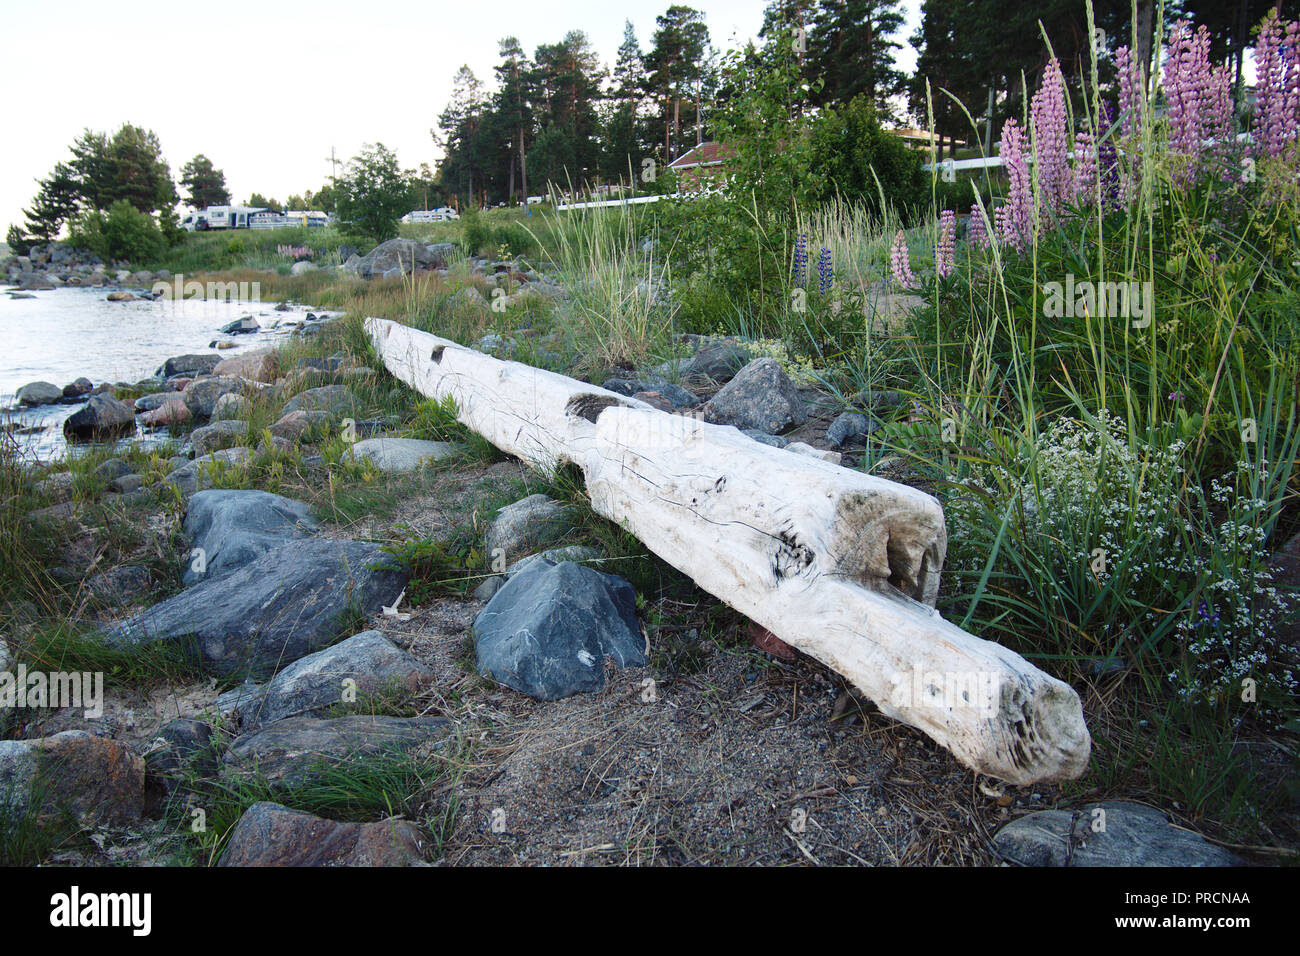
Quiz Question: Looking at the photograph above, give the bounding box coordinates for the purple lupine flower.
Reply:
[1164,22,1222,185]
[1096,100,1122,207]
[890,231,916,289]
[1252,9,1300,161]
[967,204,989,249]
[998,118,1032,249]
[793,232,809,286]
[1116,45,1144,141]
[817,247,834,294]
[1074,127,1098,202]
[935,209,956,277]
[1030,58,1072,216]
[1115,44,1145,204]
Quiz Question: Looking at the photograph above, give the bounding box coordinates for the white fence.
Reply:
[554,194,668,211]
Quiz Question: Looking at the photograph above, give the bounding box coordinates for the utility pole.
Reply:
[985,88,995,152]
[324,147,340,212]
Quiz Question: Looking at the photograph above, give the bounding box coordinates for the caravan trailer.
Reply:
[401,207,460,224]
[180,205,268,231]
[248,210,332,229]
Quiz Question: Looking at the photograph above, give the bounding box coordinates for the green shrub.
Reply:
[69,200,163,265]
[807,95,926,221]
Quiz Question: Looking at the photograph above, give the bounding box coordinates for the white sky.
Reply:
[1,0,924,228]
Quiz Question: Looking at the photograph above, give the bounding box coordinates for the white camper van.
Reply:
[179,206,268,231]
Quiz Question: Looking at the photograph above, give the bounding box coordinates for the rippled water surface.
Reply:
[1,288,317,460]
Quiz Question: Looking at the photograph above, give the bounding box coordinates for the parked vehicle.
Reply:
[250,210,332,229]
[401,207,460,223]
[179,205,267,231]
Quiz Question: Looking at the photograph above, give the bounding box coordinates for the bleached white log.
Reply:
[367,318,1091,784]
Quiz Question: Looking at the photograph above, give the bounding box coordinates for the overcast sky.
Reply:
[0,0,925,228]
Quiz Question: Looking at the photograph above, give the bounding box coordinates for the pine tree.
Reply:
[645,5,712,161]
[23,163,80,240]
[179,154,231,208]
[437,66,487,206]
[808,0,907,116]
[494,37,535,202]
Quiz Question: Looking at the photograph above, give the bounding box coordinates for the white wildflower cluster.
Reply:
[744,338,826,387]
[946,412,1296,704]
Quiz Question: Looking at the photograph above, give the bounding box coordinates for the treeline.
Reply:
[434,0,1271,205]
[9,126,444,257]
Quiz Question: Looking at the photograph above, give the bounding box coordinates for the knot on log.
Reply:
[565,393,631,424]
[829,492,947,602]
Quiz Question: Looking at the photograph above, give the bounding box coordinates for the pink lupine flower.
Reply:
[967,203,989,249]
[935,209,956,277]
[998,118,1032,248]
[1074,127,1097,201]
[1163,22,1222,185]
[1252,8,1300,160]
[890,230,916,289]
[1115,44,1146,203]
[1030,58,1072,215]
[1116,45,1144,141]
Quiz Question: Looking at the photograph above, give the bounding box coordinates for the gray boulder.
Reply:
[93,458,132,482]
[346,436,458,473]
[993,801,1242,867]
[474,560,646,700]
[16,273,55,291]
[62,377,94,398]
[190,419,249,456]
[134,390,186,412]
[236,630,433,731]
[222,715,447,787]
[484,494,571,563]
[210,392,251,420]
[62,393,135,440]
[183,376,245,419]
[157,353,222,378]
[218,801,428,866]
[743,429,790,448]
[219,316,260,335]
[343,238,450,279]
[164,447,252,498]
[16,381,63,406]
[658,341,751,383]
[602,378,698,408]
[105,538,408,676]
[182,489,318,586]
[281,384,358,417]
[0,732,144,827]
[702,358,807,434]
[473,576,505,602]
[826,412,873,447]
[504,545,602,579]
[476,333,515,357]
[425,242,457,268]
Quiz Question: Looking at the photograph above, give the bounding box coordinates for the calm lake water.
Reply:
[1,288,320,461]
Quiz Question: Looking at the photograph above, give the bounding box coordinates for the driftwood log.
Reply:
[367,318,1091,784]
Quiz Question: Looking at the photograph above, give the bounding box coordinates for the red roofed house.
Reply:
[668,141,736,192]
